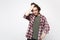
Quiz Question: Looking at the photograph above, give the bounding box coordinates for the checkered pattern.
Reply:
[23,14,50,40]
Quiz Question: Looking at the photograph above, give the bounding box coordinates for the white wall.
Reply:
[0,0,60,40]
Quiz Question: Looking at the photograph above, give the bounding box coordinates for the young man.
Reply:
[23,3,50,40]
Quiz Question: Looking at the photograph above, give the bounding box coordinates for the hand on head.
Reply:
[30,5,35,10]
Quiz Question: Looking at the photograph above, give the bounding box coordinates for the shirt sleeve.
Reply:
[23,14,31,21]
[43,16,50,34]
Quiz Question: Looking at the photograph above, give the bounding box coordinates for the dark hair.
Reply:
[31,2,41,12]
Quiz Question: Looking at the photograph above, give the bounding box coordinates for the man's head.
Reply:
[31,3,41,15]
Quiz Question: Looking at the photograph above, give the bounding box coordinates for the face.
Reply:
[32,7,39,15]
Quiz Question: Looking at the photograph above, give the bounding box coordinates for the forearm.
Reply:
[24,9,31,16]
[24,5,34,16]
[23,9,31,20]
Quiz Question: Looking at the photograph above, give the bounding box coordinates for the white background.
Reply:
[0,0,60,40]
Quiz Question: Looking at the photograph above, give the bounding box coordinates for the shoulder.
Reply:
[40,14,46,20]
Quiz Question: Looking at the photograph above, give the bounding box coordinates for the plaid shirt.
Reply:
[23,13,50,40]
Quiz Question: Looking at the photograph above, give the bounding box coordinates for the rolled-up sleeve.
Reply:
[23,14,31,21]
[43,17,50,34]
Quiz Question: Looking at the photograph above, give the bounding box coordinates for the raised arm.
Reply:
[23,5,35,21]
[23,13,31,21]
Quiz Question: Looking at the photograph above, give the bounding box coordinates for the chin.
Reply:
[34,14,38,15]
[33,13,38,15]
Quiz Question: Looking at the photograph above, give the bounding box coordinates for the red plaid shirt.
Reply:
[23,13,50,40]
